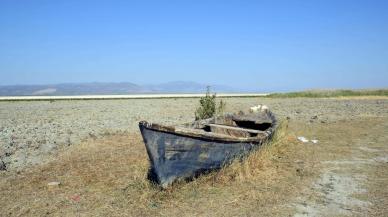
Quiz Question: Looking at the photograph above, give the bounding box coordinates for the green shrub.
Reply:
[195,86,226,120]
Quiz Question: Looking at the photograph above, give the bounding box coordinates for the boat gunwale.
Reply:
[139,112,277,143]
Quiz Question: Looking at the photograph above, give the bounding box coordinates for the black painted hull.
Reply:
[139,123,263,188]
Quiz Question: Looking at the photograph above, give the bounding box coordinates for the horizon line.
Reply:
[0,93,269,101]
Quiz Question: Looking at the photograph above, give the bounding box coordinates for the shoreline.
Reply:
[0,93,269,101]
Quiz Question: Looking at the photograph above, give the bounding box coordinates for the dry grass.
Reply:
[0,119,322,216]
[0,93,386,217]
[6,117,387,216]
[203,120,289,183]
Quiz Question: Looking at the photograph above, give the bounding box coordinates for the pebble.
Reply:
[47,181,61,187]
[0,160,6,171]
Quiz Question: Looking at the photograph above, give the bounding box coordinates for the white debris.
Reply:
[47,181,61,187]
[298,137,319,144]
[261,105,269,112]
[297,137,309,143]
[250,104,269,113]
[250,106,260,113]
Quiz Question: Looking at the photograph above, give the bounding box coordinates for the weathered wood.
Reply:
[231,113,273,124]
[208,124,251,137]
[139,111,277,188]
[206,123,263,134]
[140,126,257,188]
[175,127,239,140]
[144,122,268,142]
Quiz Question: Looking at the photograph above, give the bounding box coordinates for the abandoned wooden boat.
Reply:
[139,111,277,188]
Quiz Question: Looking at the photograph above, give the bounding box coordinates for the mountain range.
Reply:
[0,81,244,96]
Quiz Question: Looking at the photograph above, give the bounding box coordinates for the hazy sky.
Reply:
[0,0,387,91]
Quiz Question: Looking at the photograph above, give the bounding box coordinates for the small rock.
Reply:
[47,181,61,188]
[89,133,97,139]
[311,139,319,144]
[249,104,269,113]
[0,160,7,171]
[296,167,305,177]
[311,115,318,119]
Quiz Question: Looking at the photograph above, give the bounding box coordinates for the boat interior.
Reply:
[182,112,275,138]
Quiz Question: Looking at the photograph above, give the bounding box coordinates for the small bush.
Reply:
[195,86,226,120]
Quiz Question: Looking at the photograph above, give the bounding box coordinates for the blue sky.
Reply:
[0,0,387,91]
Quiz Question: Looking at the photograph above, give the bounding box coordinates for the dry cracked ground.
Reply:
[0,97,387,216]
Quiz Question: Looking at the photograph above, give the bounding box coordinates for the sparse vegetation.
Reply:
[1,98,387,216]
[195,86,226,120]
[0,119,304,217]
[268,89,388,98]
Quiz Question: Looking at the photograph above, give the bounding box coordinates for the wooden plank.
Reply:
[174,127,238,140]
[141,121,269,142]
[231,114,273,124]
[205,124,262,134]
[209,126,251,138]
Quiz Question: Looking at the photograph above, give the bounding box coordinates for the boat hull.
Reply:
[139,124,262,188]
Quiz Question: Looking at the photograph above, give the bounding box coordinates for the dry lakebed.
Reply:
[0,97,387,216]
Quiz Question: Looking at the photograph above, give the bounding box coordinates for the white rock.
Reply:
[297,136,309,143]
[311,139,319,144]
[47,181,61,187]
[249,105,260,113]
[250,104,269,113]
[261,105,269,112]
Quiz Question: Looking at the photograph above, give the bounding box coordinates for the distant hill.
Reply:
[0,81,242,96]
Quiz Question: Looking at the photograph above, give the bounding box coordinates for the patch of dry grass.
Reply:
[0,120,321,216]
[213,120,289,183]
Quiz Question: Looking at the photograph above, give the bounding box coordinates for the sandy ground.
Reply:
[0,97,387,216]
[291,118,388,217]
